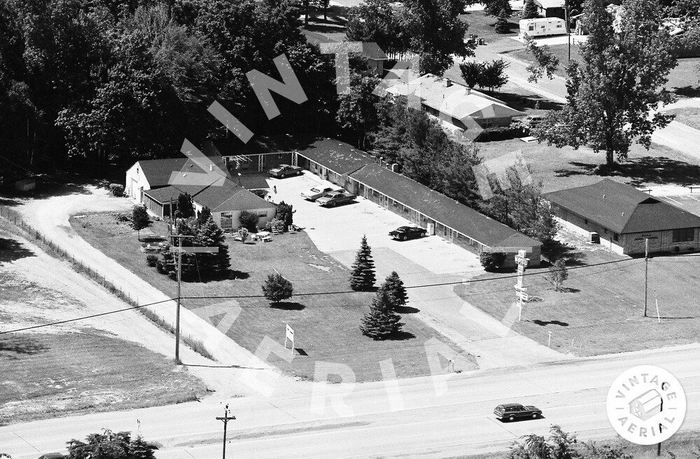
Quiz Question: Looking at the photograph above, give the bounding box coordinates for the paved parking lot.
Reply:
[269,173,482,279]
[268,172,568,369]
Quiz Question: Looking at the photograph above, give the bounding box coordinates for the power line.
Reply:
[0,297,176,336]
[0,257,638,336]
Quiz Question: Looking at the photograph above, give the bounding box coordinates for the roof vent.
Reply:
[209,164,213,172]
[621,211,625,216]
[446,78,453,87]
[602,193,606,199]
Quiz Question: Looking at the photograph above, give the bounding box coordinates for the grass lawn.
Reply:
[70,212,475,382]
[460,11,520,42]
[457,242,700,356]
[474,137,700,193]
[507,45,700,98]
[0,331,206,425]
[665,106,700,131]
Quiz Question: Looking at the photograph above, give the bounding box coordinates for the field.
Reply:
[70,212,476,382]
[0,259,206,425]
[474,137,700,193]
[458,233,700,356]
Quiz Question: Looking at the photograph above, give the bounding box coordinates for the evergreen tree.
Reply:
[360,288,404,339]
[262,273,294,306]
[132,205,150,240]
[380,271,408,310]
[485,0,512,17]
[495,9,511,33]
[350,235,376,291]
[196,215,230,276]
[176,193,194,219]
[522,0,540,19]
[197,206,212,226]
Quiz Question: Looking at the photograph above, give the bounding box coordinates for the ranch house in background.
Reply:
[545,179,700,256]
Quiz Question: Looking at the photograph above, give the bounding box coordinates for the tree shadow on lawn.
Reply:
[271,301,305,311]
[395,305,420,314]
[383,330,416,341]
[555,157,700,187]
[673,86,700,98]
[0,334,49,358]
[182,269,250,283]
[532,319,569,326]
[0,238,35,263]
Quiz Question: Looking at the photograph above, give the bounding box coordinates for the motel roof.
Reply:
[350,163,541,250]
[545,179,700,234]
[297,139,371,175]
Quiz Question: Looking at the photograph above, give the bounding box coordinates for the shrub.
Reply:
[546,258,568,291]
[480,252,506,272]
[146,254,158,267]
[156,258,168,274]
[238,227,249,243]
[239,210,259,232]
[276,201,294,230]
[132,205,150,239]
[262,273,294,305]
[269,217,286,233]
[109,183,124,197]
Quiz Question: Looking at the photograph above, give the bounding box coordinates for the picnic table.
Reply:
[252,231,273,242]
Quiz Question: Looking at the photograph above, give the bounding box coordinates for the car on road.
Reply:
[316,191,356,207]
[389,226,427,241]
[301,186,335,201]
[494,403,542,422]
[268,164,303,178]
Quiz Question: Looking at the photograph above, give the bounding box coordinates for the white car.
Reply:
[301,186,334,201]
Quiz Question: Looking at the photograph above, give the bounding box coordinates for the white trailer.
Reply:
[519,17,567,37]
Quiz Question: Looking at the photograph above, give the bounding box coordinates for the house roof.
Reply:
[350,163,541,250]
[297,139,372,175]
[144,179,275,212]
[385,73,524,124]
[361,42,388,60]
[545,179,700,234]
[535,0,565,8]
[135,155,230,189]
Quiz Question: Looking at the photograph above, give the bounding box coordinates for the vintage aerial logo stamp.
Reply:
[607,365,687,445]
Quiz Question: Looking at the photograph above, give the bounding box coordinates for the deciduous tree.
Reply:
[546,258,568,291]
[67,429,157,459]
[523,35,561,82]
[132,205,150,240]
[534,0,677,168]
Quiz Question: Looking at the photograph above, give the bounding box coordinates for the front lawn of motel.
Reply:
[71,212,476,382]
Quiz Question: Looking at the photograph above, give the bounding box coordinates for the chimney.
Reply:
[445,78,452,87]
[466,87,471,95]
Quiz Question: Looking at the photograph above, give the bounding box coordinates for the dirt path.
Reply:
[10,186,301,398]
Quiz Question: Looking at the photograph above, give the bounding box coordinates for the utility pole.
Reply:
[170,234,219,364]
[644,237,649,318]
[565,0,571,62]
[216,404,236,458]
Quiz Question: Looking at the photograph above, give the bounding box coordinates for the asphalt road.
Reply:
[3,344,700,458]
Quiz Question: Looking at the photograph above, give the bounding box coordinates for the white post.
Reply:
[547,331,552,347]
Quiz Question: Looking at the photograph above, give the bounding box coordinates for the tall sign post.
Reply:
[514,250,530,321]
[634,236,657,318]
[170,235,219,364]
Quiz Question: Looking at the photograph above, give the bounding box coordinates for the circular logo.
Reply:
[606,365,686,445]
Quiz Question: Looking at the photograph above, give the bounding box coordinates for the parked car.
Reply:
[301,186,335,201]
[268,164,303,178]
[38,453,67,459]
[316,191,356,207]
[494,403,542,422]
[389,226,427,241]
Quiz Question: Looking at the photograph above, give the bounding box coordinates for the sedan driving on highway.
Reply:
[389,226,427,241]
[316,191,356,207]
[268,164,303,178]
[301,186,335,201]
[494,403,542,422]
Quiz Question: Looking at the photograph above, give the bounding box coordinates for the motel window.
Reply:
[528,24,534,31]
[613,233,619,242]
[257,211,268,217]
[672,228,695,242]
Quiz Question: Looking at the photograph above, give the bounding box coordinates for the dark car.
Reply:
[494,403,542,422]
[316,191,356,207]
[38,454,67,459]
[268,164,303,178]
[389,226,427,241]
